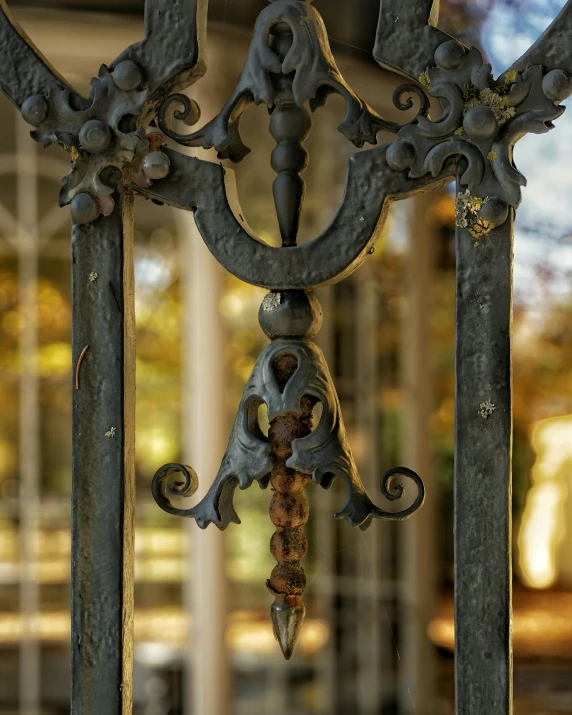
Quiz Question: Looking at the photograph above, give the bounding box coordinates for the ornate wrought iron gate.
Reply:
[1,0,571,712]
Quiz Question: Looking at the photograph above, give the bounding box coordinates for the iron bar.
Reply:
[454,212,514,715]
[2,0,572,705]
[71,188,135,715]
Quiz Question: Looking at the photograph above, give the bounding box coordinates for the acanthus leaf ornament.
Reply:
[20,61,172,224]
[388,42,572,236]
[157,0,408,161]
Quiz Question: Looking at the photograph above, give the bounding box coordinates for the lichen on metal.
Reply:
[478,400,496,419]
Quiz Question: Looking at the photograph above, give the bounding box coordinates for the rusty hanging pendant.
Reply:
[152,0,426,660]
[153,288,425,658]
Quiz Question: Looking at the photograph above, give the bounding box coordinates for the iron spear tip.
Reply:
[270,594,306,660]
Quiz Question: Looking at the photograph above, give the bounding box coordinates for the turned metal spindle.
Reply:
[265,23,314,654]
[269,23,311,247]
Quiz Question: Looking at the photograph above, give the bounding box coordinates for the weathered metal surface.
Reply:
[14,0,206,224]
[153,290,424,535]
[109,0,207,99]
[374,0,450,80]
[0,0,80,107]
[137,146,454,288]
[71,189,135,715]
[1,0,572,697]
[455,214,514,715]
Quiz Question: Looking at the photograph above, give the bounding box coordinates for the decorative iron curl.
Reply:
[373,466,425,520]
[392,84,430,117]
[349,466,425,531]
[152,462,199,517]
[157,93,202,144]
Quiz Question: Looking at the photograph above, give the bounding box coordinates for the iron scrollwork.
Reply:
[145,0,571,659]
[147,0,569,659]
[388,42,572,238]
[157,0,403,160]
[153,289,424,658]
[153,290,424,532]
[6,0,572,666]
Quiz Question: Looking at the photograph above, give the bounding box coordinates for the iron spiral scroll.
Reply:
[152,462,425,527]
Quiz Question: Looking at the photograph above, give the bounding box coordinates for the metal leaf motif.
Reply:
[152,339,424,530]
[22,63,172,222]
[157,0,400,161]
[386,43,571,232]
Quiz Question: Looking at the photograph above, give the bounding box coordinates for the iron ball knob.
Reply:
[142,151,171,180]
[479,197,509,227]
[259,290,323,340]
[463,105,497,141]
[79,119,113,154]
[386,140,416,172]
[21,94,49,126]
[542,69,572,103]
[434,40,466,71]
[70,193,99,225]
[112,60,144,92]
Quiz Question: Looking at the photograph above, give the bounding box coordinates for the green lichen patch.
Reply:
[463,83,480,104]
[463,85,516,125]
[455,189,495,239]
[504,69,518,84]
[454,126,464,136]
[418,71,432,90]
[487,150,498,162]
[478,400,496,419]
[496,69,518,94]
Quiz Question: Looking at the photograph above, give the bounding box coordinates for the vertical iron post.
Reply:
[454,213,513,714]
[71,189,135,715]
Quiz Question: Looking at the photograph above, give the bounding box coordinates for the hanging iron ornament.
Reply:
[150,6,430,658]
[2,0,572,706]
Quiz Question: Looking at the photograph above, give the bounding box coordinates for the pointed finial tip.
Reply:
[270,594,306,660]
